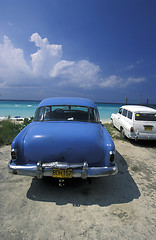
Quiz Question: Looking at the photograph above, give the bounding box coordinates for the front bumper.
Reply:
[8,161,118,179]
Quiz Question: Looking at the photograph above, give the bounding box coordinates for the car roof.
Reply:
[38,97,97,109]
[121,105,156,113]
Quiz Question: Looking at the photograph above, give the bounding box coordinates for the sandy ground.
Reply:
[0,139,156,240]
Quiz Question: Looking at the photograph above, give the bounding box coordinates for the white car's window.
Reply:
[118,108,122,114]
[135,113,156,121]
[122,109,127,117]
[128,111,132,119]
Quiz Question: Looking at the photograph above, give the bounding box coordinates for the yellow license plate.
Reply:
[144,127,152,131]
[53,169,72,178]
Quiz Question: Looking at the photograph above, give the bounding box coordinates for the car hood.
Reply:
[23,121,105,165]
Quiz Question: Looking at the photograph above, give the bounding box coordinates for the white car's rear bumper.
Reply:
[128,131,156,140]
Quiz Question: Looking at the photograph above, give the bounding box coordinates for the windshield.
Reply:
[34,105,100,123]
[135,113,156,121]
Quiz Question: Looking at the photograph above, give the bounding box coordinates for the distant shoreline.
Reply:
[0,116,111,124]
[0,100,156,120]
[0,99,41,102]
[0,99,156,106]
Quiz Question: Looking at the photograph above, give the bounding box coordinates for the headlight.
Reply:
[11,149,17,161]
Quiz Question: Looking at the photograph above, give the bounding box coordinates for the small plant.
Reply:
[0,117,34,146]
[103,122,123,140]
[0,120,21,146]
[21,117,34,128]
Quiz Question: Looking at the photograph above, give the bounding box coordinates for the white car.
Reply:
[111,105,156,140]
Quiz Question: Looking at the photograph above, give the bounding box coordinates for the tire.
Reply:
[111,119,115,128]
[121,128,125,139]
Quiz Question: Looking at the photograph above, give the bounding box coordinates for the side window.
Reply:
[34,107,44,121]
[127,111,132,119]
[89,108,100,122]
[44,106,52,120]
[122,109,127,117]
[95,109,100,122]
[118,108,122,114]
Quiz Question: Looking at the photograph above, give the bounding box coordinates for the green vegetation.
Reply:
[0,119,122,147]
[22,117,34,127]
[103,122,124,140]
[0,118,33,146]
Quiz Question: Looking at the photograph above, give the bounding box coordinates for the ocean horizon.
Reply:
[0,99,156,121]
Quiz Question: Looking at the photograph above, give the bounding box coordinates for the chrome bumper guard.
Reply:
[8,161,118,179]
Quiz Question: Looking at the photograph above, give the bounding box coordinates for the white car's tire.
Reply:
[111,119,115,128]
[121,128,125,139]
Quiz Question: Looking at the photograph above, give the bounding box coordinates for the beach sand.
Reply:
[0,139,156,239]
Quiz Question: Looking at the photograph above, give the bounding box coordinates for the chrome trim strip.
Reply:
[42,162,84,169]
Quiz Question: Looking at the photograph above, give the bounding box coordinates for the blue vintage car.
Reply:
[8,97,118,179]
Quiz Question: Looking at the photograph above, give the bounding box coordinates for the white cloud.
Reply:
[0,36,31,86]
[8,22,14,27]
[126,65,134,70]
[0,33,146,90]
[50,60,100,88]
[99,75,145,88]
[126,77,145,84]
[30,33,63,76]
[99,75,123,88]
[136,59,143,64]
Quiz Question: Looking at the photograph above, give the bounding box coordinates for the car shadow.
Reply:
[26,151,140,206]
[129,139,156,148]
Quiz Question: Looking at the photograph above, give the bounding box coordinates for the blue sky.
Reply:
[0,0,156,103]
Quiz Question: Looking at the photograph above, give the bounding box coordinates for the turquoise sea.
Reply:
[0,100,155,121]
[0,100,123,121]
